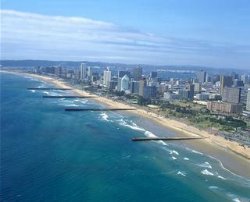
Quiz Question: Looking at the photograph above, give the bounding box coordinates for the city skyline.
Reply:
[1,0,250,69]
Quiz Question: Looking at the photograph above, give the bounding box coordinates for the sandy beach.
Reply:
[1,70,250,176]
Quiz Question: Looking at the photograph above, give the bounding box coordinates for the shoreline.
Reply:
[1,70,250,177]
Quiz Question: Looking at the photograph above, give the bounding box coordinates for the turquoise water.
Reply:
[1,72,250,202]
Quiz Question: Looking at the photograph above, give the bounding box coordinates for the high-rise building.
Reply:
[178,84,194,100]
[80,63,87,80]
[143,86,157,99]
[139,79,146,96]
[247,89,250,111]
[194,82,201,93]
[121,75,130,91]
[220,75,233,94]
[87,66,92,78]
[103,67,111,87]
[118,70,130,78]
[130,81,140,94]
[222,87,241,104]
[150,71,157,79]
[132,67,142,81]
[196,70,207,83]
[108,80,118,90]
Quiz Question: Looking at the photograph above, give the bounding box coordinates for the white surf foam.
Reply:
[118,119,145,132]
[191,149,203,155]
[218,175,226,180]
[183,157,189,160]
[201,169,214,176]
[198,162,212,169]
[208,186,218,190]
[171,156,177,160]
[206,154,247,180]
[100,112,109,122]
[170,150,179,156]
[144,131,167,146]
[30,90,36,93]
[177,171,186,176]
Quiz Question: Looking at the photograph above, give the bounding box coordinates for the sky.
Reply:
[1,0,250,69]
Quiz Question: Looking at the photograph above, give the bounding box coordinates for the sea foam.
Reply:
[198,162,212,169]
[177,171,186,176]
[201,169,214,176]
[100,112,110,122]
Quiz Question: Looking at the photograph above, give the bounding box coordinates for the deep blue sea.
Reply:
[1,72,250,202]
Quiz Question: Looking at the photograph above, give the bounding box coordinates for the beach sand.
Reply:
[2,70,250,177]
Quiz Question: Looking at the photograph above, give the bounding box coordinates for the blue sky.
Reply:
[1,0,250,69]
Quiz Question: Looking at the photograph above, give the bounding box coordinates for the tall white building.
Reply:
[121,75,130,91]
[247,88,250,111]
[80,63,87,80]
[103,67,111,87]
[87,66,92,78]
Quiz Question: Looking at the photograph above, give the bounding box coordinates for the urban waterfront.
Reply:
[1,71,250,202]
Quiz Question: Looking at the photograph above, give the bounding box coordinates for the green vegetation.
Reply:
[159,101,247,132]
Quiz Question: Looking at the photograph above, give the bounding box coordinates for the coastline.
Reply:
[1,70,250,177]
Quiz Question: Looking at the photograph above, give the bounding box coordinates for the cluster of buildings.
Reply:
[33,64,250,116]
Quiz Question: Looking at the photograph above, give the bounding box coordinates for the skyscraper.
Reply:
[247,89,250,111]
[139,79,146,97]
[80,63,87,81]
[150,71,157,79]
[220,75,233,94]
[196,70,207,83]
[103,67,111,87]
[87,66,92,78]
[222,87,241,104]
[132,67,142,81]
[121,75,130,91]
[118,70,130,78]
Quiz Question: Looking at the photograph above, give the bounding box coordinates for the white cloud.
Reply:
[1,9,250,68]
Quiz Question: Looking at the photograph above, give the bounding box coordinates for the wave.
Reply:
[100,112,110,122]
[177,171,186,176]
[183,157,189,161]
[43,91,50,95]
[118,119,145,132]
[171,156,177,160]
[201,169,214,176]
[30,90,36,93]
[206,155,250,184]
[117,119,168,145]
[170,150,179,156]
[227,193,248,202]
[198,162,212,169]
[208,186,218,190]
[218,175,226,180]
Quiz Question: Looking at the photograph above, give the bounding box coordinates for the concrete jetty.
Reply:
[132,137,206,142]
[65,108,136,111]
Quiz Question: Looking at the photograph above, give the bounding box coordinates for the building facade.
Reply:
[222,87,241,104]
[207,101,242,114]
[103,68,111,87]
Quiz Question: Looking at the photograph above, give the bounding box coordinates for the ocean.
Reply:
[1,72,250,202]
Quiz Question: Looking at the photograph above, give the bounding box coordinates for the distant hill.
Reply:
[0,59,201,70]
[1,59,246,74]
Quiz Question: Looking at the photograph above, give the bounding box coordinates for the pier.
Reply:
[132,137,206,142]
[27,87,72,90]
[43,95,96,98]
[65,108,136,111]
